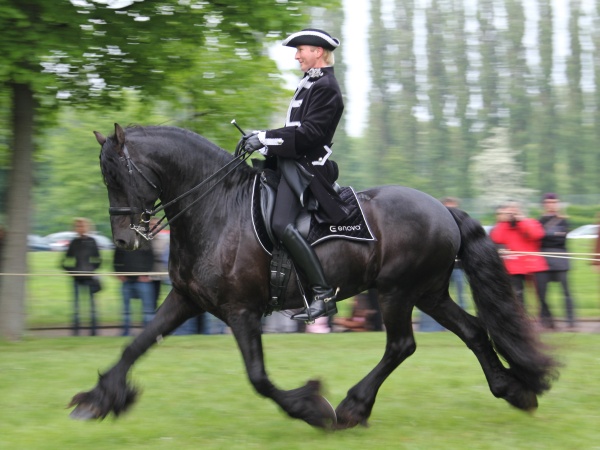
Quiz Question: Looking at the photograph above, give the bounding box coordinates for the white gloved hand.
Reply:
[243,133,267,156]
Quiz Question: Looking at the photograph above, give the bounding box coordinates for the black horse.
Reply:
[69,123,558,429]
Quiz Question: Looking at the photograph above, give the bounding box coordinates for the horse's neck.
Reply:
[159,161,254,245]
[140,128,254,248]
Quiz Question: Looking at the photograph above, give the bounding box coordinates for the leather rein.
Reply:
[108,138,253,240]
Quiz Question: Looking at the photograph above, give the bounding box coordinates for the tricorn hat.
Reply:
[282,28,340,51]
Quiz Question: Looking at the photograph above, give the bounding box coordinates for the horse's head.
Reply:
[95,123,161,250]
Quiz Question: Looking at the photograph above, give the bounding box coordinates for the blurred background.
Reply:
[1,0,599,337]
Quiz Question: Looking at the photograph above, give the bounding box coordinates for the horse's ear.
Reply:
[114,123,126,145]
[94,131,106,146]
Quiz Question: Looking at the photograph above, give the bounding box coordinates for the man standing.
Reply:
[113,244,155,336]
[244,29,353,322]
[538,193,575,329]
[62,218,101,336]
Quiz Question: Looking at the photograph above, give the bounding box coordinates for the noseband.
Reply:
[108,139,253,240]
[107,143,162,239]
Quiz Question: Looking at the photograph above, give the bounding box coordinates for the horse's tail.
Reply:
[448,208,559,395]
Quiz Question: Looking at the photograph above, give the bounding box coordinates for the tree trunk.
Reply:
[0,83,35,340]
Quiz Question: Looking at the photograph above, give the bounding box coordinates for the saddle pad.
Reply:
[251,176,376,255]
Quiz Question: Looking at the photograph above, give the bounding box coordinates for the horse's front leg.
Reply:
[68,289,201,420]
[228,308,337,429]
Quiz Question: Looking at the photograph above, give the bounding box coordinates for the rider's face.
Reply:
[295,45,322,72]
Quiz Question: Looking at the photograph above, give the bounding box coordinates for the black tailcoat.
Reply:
[263,66,353,224]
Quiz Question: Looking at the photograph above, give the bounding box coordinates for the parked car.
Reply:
[566,224,599,239]
[43,231,115,251]
[28,234,51,251]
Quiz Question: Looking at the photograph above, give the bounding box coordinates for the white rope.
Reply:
[1,251,598,276]
[499,250,600,263]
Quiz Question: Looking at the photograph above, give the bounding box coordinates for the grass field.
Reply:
[24,238,600,329]
[1,332,598,449]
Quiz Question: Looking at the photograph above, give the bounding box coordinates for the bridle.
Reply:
[107,138,253,240]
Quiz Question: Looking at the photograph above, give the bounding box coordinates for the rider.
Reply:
[244,28,354,322]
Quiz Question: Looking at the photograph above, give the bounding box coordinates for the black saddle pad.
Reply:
[251,175,375,255]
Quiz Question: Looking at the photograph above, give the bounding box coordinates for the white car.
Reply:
[566,224,599,239]
[43,231,115,251]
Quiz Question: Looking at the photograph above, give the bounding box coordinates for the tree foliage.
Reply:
[0,0,338,339]
[359,0,600,209]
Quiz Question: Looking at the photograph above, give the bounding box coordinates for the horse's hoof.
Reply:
[318,396,337,430]
[69,404,100,420]
[504,388,538,412]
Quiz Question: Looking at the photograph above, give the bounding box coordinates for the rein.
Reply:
[110,138,253,240]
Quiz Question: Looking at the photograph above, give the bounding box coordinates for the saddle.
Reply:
[251,171,375,313]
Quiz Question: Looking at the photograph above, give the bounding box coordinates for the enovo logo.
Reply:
[329,225,361,233]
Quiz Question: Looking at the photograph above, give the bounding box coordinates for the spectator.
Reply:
[0,225,5,257]
[61,218,102,336]
[113,244,155,336]
[490,202,548,310]
[592,214,600,273]
[305,316,331,333]
[0,225,5,290]
[149,217,170,310]
[263,312,298,334]
[537,193,575,329]
[333,292,378,332]
[203,312,228,335]
[441,197,467,310]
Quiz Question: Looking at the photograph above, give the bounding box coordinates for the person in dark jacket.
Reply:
[62,218,101,336]
[244,28,354,322]
[113,244,155,336]
[537,193,576,329]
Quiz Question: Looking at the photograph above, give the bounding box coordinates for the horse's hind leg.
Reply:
[68,289,202,420]
[335,291,417,429]
[420,295,538,411]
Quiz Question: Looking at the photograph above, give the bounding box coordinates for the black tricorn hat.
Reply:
[282,28,340,51]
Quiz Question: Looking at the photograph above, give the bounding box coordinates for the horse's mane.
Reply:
[124,125,231,157]
[111,125,256,208]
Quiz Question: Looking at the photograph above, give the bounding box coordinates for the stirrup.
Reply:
[291,288,340,323]
[291,299,338,323]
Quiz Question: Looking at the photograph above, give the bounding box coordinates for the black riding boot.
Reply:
[279,225,337,322]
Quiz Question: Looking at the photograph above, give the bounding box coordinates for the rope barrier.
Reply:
[0,251,598,276]
[499,250,600,263]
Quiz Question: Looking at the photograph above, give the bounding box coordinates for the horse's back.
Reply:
[356,185,460,285]
[359,185,459,237]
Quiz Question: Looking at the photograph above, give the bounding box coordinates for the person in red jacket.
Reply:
[490,202,548,308]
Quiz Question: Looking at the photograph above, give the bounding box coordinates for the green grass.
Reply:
[0,332,598,449]
[24,238,600,329]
